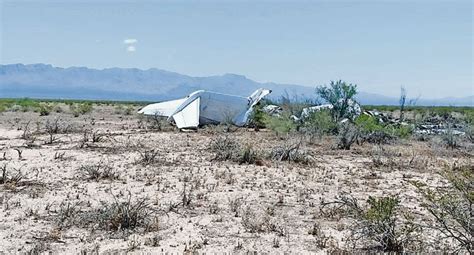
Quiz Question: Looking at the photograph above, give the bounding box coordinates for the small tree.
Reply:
[316,80,358,122]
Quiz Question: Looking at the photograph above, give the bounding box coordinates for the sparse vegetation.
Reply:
[0,99,473,253]
[78,162,119,181]
[322,194,421,252]
[301,110,336,141]
[412,164,473,253]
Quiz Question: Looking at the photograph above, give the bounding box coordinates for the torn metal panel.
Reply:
[137,98,187,117]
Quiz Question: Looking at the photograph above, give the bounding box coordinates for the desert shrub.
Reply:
[84,194,156,232]
[270,141,309,164]
[135,148,160,166]
[355,115,384,133]
[391,124,413,139]
[465,125,474,143]
[78,162,119,181]
[142,113,171,131]
[69,104,80,117]
[241,206,271,233]
[44,118,69,144]
[228,196,244,217]
[300,110,336,140]
[52,104,63,113]
[0,164,24,185]
[11,98,40,112]
[210,136,261,164]
[411,164,473,253]
[355,196,420,252]
[464,111,474,125]
[57,201,83,227]
[114,105,134,115]
[337,122,359,150]
[316,80,359,121]
[210,135,240,161]
[442,124,459,149]
[308,222,332,249]
[78,103,93,114]
[9,104,22,112]
[70,103,93,117]
[124,105,134,115]
[322,194,420,252]
[264,113,297,136]
[247,104,267,129]
[97,198,152,230]
[355,115,390,144]
[38,103,53,116]
[114,105,125,114]
[238,144,260,164]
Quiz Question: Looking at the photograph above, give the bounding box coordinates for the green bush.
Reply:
[355,115,385,133]
[355,115,412,143]
[391,125,413,139]
[264,113,297,136]
[70,103,93,117]
[247,104,267,129]
[301,110,336,139]
[465,111,474,125]
[358,196,419,252]
[78,103,93,114]
[38,103,53,116]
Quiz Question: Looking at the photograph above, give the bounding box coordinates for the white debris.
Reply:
[138,88,271,129]
[262,105,282,116]
[300,104,333,119]
[300,99,361,120]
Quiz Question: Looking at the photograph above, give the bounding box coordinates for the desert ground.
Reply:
[0,103,472,254]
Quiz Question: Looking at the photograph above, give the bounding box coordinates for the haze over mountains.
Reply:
[0,64,472,106]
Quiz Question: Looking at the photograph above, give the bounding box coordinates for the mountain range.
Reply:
[0,63,472,106]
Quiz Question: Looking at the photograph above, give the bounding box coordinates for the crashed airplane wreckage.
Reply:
[138,89,271,129]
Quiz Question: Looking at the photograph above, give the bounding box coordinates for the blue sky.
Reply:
[1,0,472,98]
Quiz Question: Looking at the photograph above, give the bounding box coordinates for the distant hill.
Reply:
[1,63,472,106]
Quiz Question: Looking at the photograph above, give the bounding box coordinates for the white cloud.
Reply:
[123,38,137,52]
[123,38,138,44]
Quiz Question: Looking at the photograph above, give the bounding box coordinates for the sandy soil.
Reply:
[0,105,471,254]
